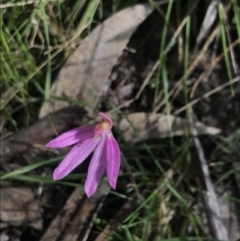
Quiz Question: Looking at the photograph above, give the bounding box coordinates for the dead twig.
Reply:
[154,25,220,112]
[39,186,84,241]
[174,76,240,115]
[191,115,229,240]
[190,38,240,98]
[94,195,136,241]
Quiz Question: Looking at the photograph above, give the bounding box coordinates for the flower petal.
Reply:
[106,133,121,189]
[84,134,107,197]
[46,126,95,148]
[53,137,100,180]
[98,112,113,128]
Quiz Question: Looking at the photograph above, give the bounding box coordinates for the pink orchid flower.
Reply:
[46,112,121,197]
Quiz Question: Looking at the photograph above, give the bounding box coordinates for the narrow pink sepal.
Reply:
[46,126,95,148]
[84,135,107,197]
[53,138,100,180]
[98,112,113,128]
[106,133,121,189]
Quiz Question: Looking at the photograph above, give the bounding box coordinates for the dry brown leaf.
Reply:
[117,112,221,142]
[39,4,153,118]
[195,0,218,47]
[1,107,87,163]
[0,185,42,230]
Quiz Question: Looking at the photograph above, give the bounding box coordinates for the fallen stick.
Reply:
[191,117,229,240]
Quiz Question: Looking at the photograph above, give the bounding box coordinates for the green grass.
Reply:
[1,0,240,240]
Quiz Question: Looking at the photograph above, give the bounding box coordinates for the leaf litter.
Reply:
[1,1,240,241]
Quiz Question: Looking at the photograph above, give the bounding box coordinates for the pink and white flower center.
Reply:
[94,121,112,140]
[95,121,111,132]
